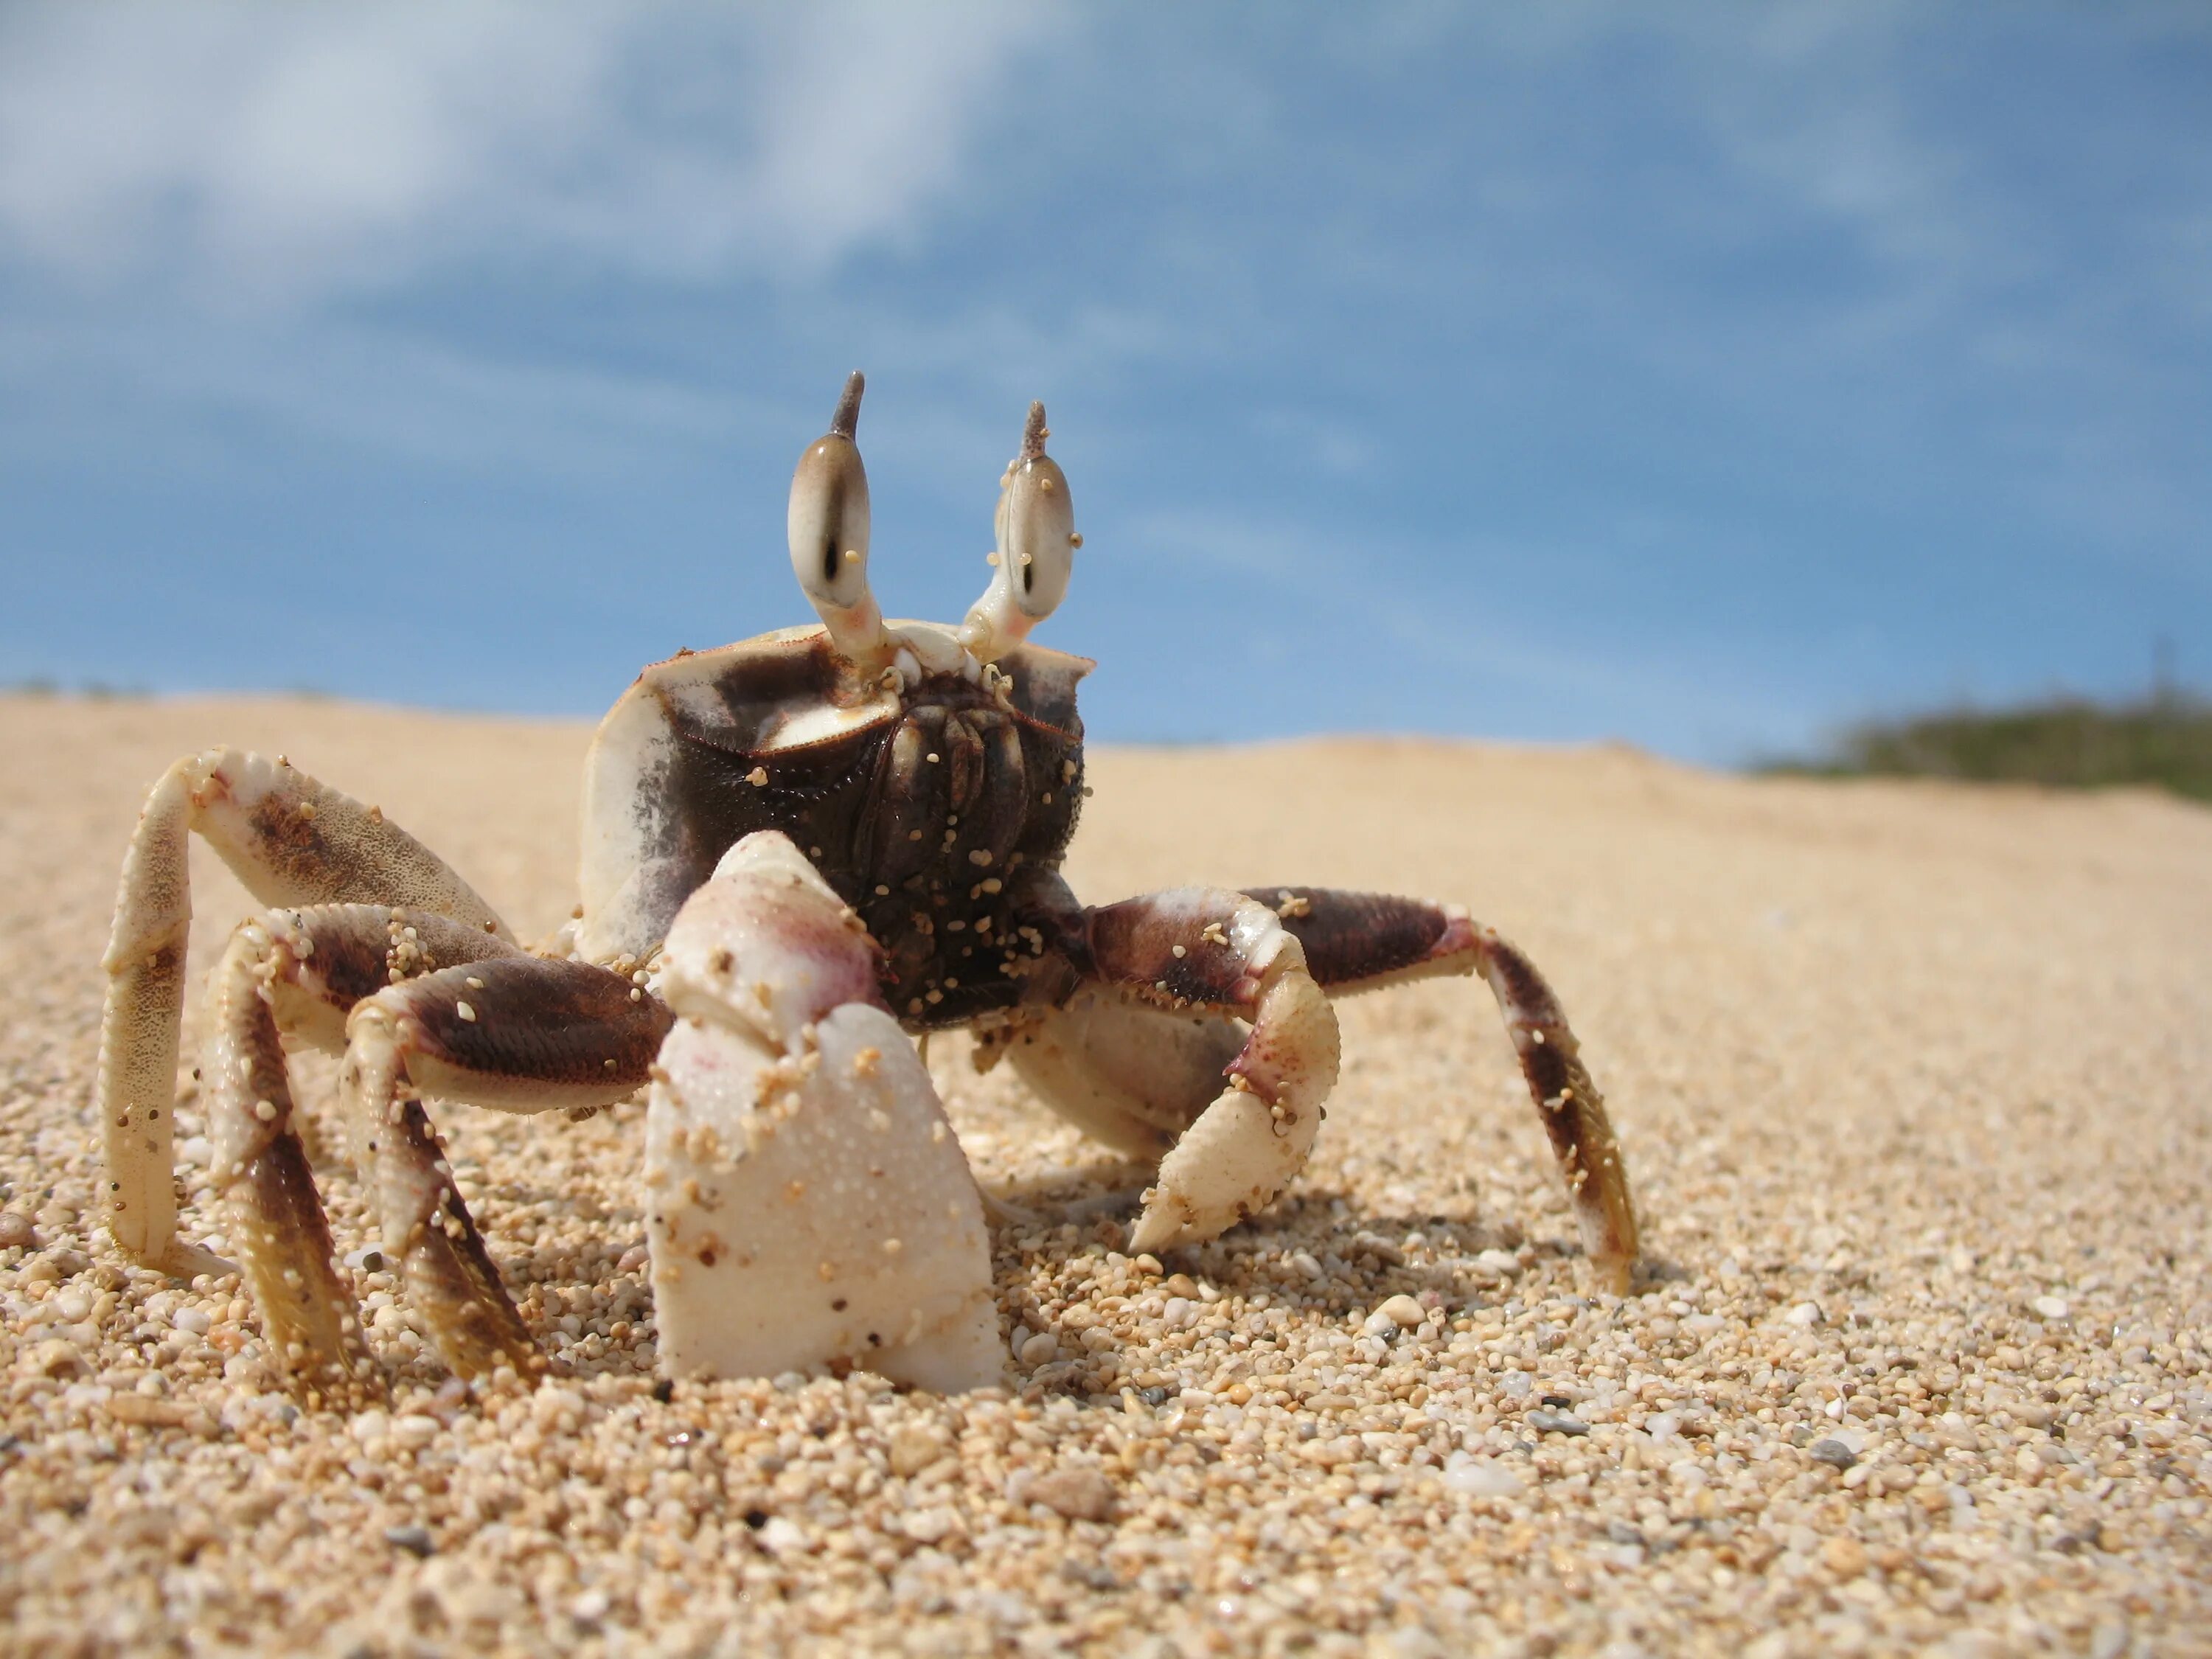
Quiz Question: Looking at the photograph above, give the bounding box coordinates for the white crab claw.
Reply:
[645,832,1002,1391]
[1126,953,1340,1256]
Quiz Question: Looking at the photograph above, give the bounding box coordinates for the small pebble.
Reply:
[888,1427,946,1477]
[758,1517,808,1556]
[2033,1294,2070,1320]
[1785,1301,1823,1327]
[0,1211,35,1250]
[1527,1410,1590,1437]
[1371,1293,1425,1331]
[383,1526,434,1558]
[1441,1456,1523,1498]
[1823,1537,1869,1577]
[1021,1467,1116,1523]
[1808,1439,1858,1470]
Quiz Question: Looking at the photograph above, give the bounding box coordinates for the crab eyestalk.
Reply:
[960,400,1079,664]
[788,371,894,670]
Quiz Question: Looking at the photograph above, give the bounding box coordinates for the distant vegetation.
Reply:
[1765,692,2212,803]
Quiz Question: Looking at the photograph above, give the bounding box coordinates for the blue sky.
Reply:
[1,4,2207,762]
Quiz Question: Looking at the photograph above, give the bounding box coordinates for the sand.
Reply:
[1,692,2207,1658]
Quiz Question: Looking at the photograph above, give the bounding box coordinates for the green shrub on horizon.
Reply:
[1764,693,2212,802]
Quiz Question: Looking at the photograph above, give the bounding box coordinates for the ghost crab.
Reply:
[94,373,1638,1407]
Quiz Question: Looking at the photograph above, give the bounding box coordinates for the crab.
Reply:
[93,373,1638,1407]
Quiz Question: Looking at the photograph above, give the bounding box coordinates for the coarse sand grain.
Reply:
[1,695,2207,1658]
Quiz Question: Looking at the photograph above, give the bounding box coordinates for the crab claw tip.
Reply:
[830,371,865,439]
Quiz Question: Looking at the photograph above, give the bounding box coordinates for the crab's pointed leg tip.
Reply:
[156,1240,239,1281]
[1124,1210,1178,1258]
[1022,400,1048,459]
[832,371,865,439]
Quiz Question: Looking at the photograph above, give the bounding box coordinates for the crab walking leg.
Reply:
[999,991,1248,1161]
[200,905,524,1402]
[1247,886,1638,1293]
[342,957,675,1382]
[97,747,509,1270]
[1076,890,1342,1255]
[204,923,375,1408]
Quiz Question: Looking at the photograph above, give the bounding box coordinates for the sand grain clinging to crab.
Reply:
[93,373,1635,1403]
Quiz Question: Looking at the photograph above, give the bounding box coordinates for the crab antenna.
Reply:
[830,370,864,439]
[788,372,892,669]
[961,399,1079,664]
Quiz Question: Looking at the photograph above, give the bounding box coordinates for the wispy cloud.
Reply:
[0,1,1064,303]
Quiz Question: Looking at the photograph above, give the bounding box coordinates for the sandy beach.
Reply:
[1,692,2207,1657]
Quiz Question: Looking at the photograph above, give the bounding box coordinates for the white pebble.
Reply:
[1442,1455,1523,1498]
[901,1507,959,1545]
[1162,1297,1195,1331]
[1373,1294,1425,1330]
[1018,1332,1059,1366]
[1473,1249,1521,1279]
[1785,1301,1823,1326]
[2033,1294,2070,1320]
[758,1517,808,1556]
[171,1307,212,1335]
[390,1413,440,1450]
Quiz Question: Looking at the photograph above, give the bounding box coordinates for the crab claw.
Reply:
[1121,905,1341,1255]
[644,832,1002,1391]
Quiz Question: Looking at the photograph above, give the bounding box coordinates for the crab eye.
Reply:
[962,400,1077,663]
[787,375,872,611]
[999,450,1074,618]
[787,372,890,667]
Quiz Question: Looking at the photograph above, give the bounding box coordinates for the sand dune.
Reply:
[2,695,2207,1655]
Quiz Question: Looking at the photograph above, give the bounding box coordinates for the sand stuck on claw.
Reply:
[1,695,2207,1658]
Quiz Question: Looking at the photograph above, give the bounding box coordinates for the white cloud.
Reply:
[0,1,1062,303]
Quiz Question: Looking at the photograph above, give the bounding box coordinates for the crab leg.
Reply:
[195,904,520,1405]
[341,956,674,1382]
[1245,886,1638,1293]
[97,748,509,1272]
[1074,889,1342,1255]
[997,990,1247,1161]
